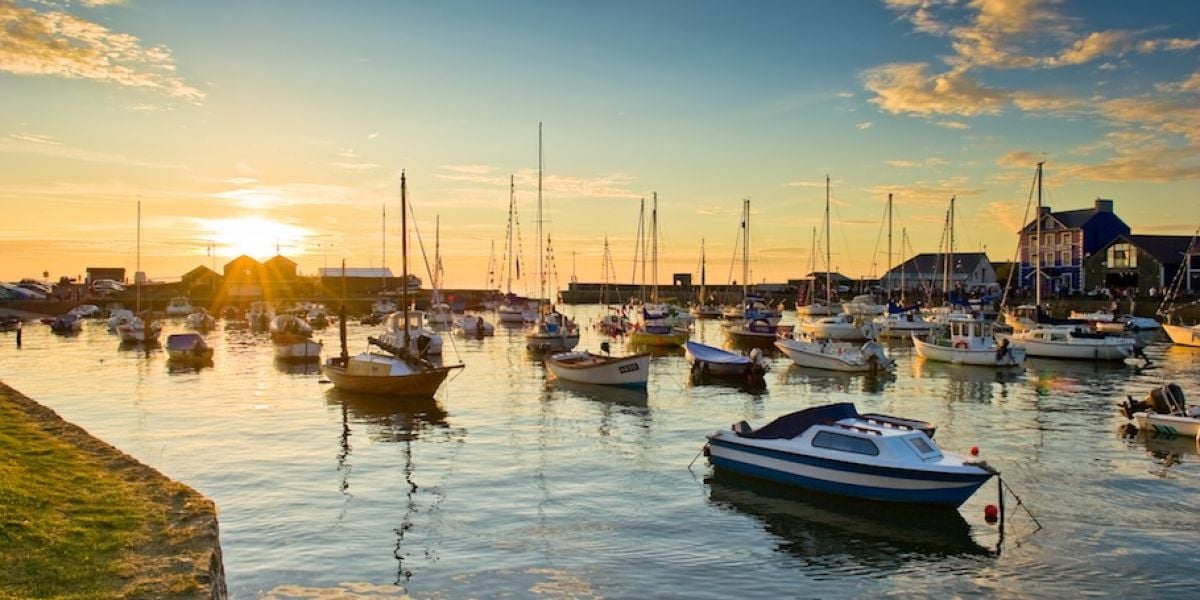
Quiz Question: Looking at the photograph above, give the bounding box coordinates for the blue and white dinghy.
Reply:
[685,341,769,380]
[704,403,996,507]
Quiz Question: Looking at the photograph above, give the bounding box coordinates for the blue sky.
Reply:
[1,0,1197,289]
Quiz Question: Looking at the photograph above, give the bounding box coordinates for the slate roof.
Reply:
[887,252,989,276]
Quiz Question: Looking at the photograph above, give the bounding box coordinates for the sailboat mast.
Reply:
[949,195,956,297]
[808,227,816,304]
[651,192,658,303]
[901,228,908,303]
[381,204,386,292]
[825,175,832,306]
[700,239,706,304]
[742,198,749,303]
[1035,161,1044,305]
[401,171,410,347]
[537,122,544,307]
[135,200,141,313]
[887,193,893,298]
[639,198,646,302]
[507,176,515,294]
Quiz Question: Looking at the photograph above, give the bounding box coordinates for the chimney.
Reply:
[1094,197,1113,213]
[1039,206,1051,216]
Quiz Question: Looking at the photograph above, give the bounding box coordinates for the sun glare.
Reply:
[205,216,310,260]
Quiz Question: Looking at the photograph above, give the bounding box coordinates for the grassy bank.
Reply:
[0,383,224,599]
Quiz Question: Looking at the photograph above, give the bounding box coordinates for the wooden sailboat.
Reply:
[525,122,581,353]
[321,172,463,397]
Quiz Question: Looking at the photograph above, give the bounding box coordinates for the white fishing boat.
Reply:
[185,308,216,331]
[545,344,650,388]
[270,314,322,362]
[246,300,275,332]
[685,341,769,380]
[774,334,894,373]
[1121,383,1200,438]
[996,325,1134,361]
[875,309,941,339]
[595,306,632,337]
[452,314,495,338]
[379,310,443,356]
[705,403,997,507]
[165,333,213,365]
[1068,309,1127,333]
[321,172,464,397]
[912,315,1025,367]
[798,313,879,341]
[165,296,194,317]
[842,294,886,316]
[107,308,135,332]
[117,314,162,343]
[48,313,84,334]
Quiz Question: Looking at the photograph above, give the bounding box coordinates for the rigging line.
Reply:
[1000,167,1040,309]
[868,197,889,280]
[405,200,464,361]
[727,208,743,286]
[831,198,856,281]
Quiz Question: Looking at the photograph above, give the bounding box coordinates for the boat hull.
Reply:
[1163,323,1200,347]
[996,334,1132,361]
[545,352,650,388]
[321,361,454,397]
[912,335,1025,367]
[706,435,992,507]
[629,329,688,347]
[685,341,765,378]
[274,340,323,361]
[1133,412,1200,438]
[774,339,884,373]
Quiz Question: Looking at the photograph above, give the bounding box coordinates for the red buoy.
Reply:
[970,445,980,456]
[984,504,999,522]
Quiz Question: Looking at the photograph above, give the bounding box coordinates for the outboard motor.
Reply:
[1125,383,1187,417]
[860,341,894,371]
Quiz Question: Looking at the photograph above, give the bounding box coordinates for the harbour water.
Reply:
[1,305,1197,598]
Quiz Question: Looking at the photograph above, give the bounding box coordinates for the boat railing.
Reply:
[833,422,883,436]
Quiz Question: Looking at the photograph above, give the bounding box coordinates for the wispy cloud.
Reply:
[9,132,59,145]
[936,119,969,129]
[856,121,873,130]
[0,0,204,102]
[330,161,381,172]
[433,164,643,200]
[0,135,186,169]
[863,63,1009,116]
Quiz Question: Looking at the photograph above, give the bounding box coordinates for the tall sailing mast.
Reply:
[401,172,411,349]
[886,192,893,298]
[651,192,659,303]
[537,122,544,309]
[825,175,832,306]
[741,198,750,305]
[1035,161,1044,305]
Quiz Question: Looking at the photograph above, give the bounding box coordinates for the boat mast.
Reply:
[1035,161,1044,306]
[135,200,141,313]
[537,122,544,309]
[742,198,750,304]
[808,227,817,305]
[950,195,956,298]
[381,204,386,293]
[901,228,908,303]
[506,176,515,295]
[401,171,410,348]
[700,239,706,305]
[887,193,893,298]
[651,192,658,303]
[825,175,832,306]
[638,198,646,302]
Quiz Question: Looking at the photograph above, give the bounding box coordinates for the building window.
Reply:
[1108,243,1136,269]
[1061,232,1070,246]
[1057,251,1066,266]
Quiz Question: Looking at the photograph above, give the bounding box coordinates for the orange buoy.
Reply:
[970,445,980,456]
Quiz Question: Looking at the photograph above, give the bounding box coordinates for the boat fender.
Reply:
[954,340,968,349]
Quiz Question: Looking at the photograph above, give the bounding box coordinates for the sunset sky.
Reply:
[2,0,1197,292]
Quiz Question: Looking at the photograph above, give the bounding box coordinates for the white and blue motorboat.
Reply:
[685,341,769,380]
[704,403,996,507]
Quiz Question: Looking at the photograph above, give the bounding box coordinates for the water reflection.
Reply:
[911,358,1022,404]
[688,369,769,395]
[274,358,320,375]
[780,364,895,395]
[1120,424,1199,477]
[706,472,995,569]
[324,390,452,584]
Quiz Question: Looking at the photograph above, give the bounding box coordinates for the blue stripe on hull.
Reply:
[709,455,986,507]
[708,437,989,483]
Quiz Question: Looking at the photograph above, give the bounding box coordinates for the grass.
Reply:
[0,386,216,599]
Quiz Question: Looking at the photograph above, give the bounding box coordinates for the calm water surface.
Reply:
[2,306,1198,598]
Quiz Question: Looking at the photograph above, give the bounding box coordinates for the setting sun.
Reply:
[203,216,312,261]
